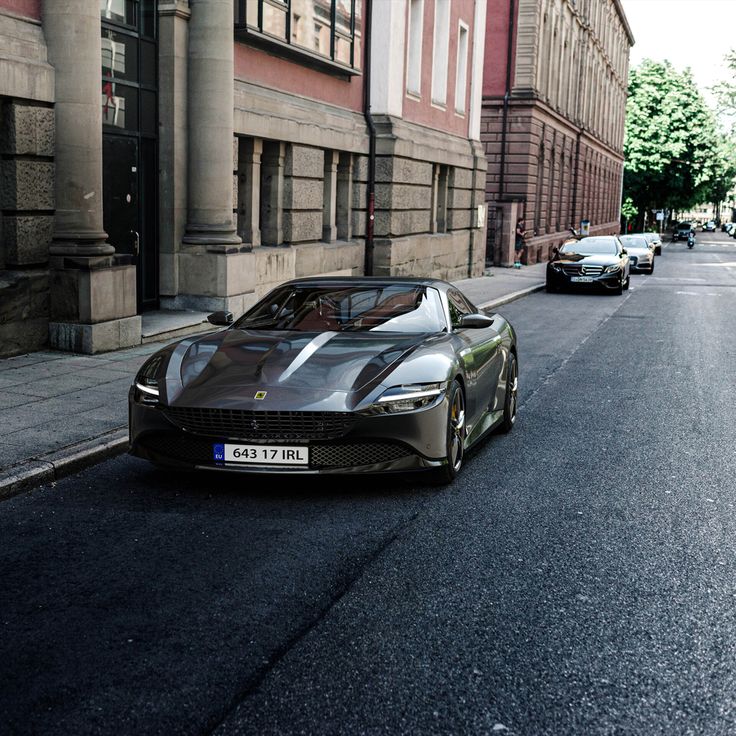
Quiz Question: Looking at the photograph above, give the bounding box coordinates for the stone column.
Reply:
[237,137,262,247]
[43,0,111,257]
[322,150,338,243]
[43,0,140,353]
[182,0,241,250]
[336,152,353,241]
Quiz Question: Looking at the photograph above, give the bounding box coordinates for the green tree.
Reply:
[705,137,736,221]
[711,51,736,119]
[624,60,721,227]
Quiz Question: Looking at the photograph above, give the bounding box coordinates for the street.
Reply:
[2,232,736,735]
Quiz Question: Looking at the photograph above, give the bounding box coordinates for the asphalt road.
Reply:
[2,233,736,735]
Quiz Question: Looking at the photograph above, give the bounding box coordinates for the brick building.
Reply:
[0,0,488,357]
[482,0,634,265]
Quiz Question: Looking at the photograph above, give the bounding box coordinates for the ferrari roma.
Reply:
[129,277,518,484]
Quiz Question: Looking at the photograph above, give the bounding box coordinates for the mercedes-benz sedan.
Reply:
[546,236,630,294]
[129,278,518,484]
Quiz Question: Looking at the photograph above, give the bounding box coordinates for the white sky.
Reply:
[620,0,736,107]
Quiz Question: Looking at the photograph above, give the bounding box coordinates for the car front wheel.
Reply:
[431,380,466,485]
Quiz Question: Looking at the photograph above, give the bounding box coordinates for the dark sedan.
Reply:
[546,236,631,294]
[129,278,518,484]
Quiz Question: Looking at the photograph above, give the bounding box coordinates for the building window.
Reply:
[235,0,362,71]
[455,21,468,113]
[407,0,424,95]
[431,0,450,105]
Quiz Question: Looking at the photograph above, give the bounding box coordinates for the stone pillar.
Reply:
[336,152,353,241]
[43,0,110,257]
[237,137,262,247]
[322,150,338,243]
[158,0,191,298]
[182,0,240,250]
[43,0,140,353]
[261,141,285,246]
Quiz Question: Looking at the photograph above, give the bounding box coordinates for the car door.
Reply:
[447,289,503,427]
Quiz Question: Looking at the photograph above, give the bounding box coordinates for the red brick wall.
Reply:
[0,0,40,19]
[234,2,365,113]
[402,0,476,138]
[482,0,518,97]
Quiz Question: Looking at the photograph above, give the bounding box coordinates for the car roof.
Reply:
[283,276,453,290]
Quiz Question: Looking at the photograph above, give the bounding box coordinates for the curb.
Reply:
[478,282,546,311]
[0,427,129,502]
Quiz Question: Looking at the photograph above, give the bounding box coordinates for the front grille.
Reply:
[138,432,213,464]
[562,264,604,276]
[581,265,604,276]
[162,407,356,441]
[311,443,411,468]
[138,433,412,470]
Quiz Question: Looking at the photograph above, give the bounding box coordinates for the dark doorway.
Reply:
[101,0,158,311]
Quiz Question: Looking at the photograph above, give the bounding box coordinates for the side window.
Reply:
[448,289,472,329]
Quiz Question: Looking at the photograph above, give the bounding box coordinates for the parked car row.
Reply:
[545,231,660,295]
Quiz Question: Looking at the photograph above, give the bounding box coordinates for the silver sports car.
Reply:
[129,277,518,483]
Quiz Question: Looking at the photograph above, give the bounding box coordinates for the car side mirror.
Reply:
[552,246,559,256]
[621,249,627,256]
[207,310,234,326]
[459,313,495,329]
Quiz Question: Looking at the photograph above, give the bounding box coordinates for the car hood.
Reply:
[554,252,619,265]
[164,328,429,408]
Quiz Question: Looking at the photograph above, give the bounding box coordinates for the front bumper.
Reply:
[546,267,623,290]
[128,394,451,475]
[628,255,653,272]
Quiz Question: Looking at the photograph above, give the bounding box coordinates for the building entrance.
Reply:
[101,0,158,311]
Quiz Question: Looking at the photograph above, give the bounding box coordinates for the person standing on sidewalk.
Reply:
[514,219,527,268]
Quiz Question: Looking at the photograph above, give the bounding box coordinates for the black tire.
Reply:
[656,246,662,255]
[430,380,466,485]
[648,261,655,274]
[614,275,624,295]
[497,352,518,434]
[623,274,630,290]
[545,280,556,293]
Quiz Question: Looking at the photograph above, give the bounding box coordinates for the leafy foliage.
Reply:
[623,60,723,221]
[621,196,638,222]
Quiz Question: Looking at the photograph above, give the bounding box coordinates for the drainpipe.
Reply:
[498,0,516,201]
[363,0,376,276]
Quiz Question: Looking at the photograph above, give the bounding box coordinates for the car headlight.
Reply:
[604,263,621,273]
[549,263,562,271]
[133,354,164,404]
[362,382,447,415]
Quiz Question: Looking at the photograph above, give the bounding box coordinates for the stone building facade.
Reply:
[482,0,634,265]
[0,0,488,358]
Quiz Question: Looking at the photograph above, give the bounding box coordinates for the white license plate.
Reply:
[570,276,594,283]
[213,443,309,466]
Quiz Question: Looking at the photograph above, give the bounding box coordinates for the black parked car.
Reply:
[546,235,630,294]
[673,221,694,241]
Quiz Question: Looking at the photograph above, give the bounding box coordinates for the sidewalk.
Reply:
[0,262,546,498]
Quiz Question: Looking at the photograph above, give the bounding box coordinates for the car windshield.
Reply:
[233,283,447,333]
[620,236,648,249]
[678,222,691,229]
[560,237,618,255]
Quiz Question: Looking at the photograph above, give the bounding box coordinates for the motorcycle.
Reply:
[687,232,695,249]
